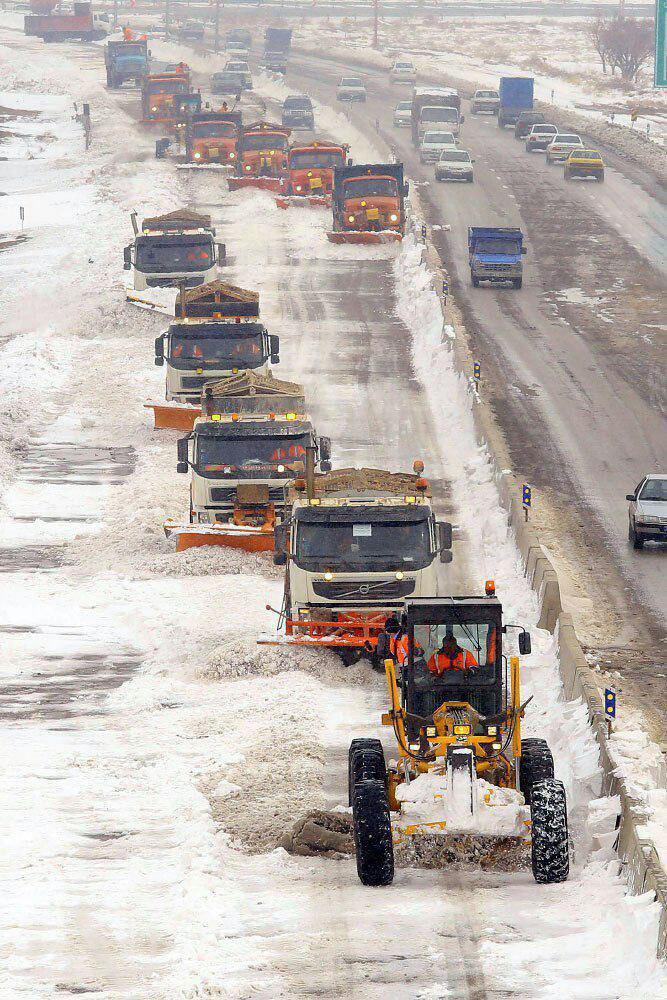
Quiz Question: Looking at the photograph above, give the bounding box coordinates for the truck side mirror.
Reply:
[440,550,453,564]
[459,114,465,123]
[176,436,189,473]
[154,336,164,366]
[521,246,527,255]
[518,631,532,656]
[123,245,132,270]
[155,138,170,159]
[347,157,353,166]
[403,182,410,196]
[319,436,331,463]
[217,242,226,263]
[274,522,289,564]
[438,521,452,550]
[269,334,280,364]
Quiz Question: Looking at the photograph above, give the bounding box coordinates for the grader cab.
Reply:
[349,592,569,886]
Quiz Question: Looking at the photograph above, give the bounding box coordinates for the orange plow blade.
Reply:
[258,612,388,649]
[145,403,201,432]
[275,195,331,210]
[228,176,284,193]
[164,520,275,553]
[327,230,403,245]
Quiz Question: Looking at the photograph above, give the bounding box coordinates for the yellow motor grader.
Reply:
[349,589,569,886]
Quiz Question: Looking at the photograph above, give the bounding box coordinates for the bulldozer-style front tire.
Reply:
[353,779,394,886]
[520,739,554,804]
[530,778,569,884]
[348,739,386,806]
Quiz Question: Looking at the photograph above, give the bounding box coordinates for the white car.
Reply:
[224,60,252,89]
[435,147,474,182]
[337,76,367,102]
[390,59,417,84]
[545,133,583,163]
[419,130,458,163]
[525,123,558,152]
[470,89,499,115]
[626,474,667,549]
[393,101,412,127]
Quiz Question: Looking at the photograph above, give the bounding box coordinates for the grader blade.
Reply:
[145,403,200,432]
[164,520,275,553]
[326,230,403,245]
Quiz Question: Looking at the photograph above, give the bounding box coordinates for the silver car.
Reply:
[419,130,457,163]
[337,76,366,102]
[525,123,558,152]
[435,147,474,182]
[627,475,667,548]
[390,59,417,84]
[393,101,412,127]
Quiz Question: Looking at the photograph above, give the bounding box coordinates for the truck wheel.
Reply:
[513,278,523,290]
[353,779,394,886]
[629,522,644,549]
[519,739,554,804]
[530,779,569,884]
[348,739,386,806]
[471,276,480,288]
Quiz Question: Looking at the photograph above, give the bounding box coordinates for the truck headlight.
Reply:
[151,106,158,112]
[229,152,235,159]
[295,185,302,192]
[245,164,252,171]
[348,215,355,223]
[194,152,201,159]
[324,572,333,581]
[390,214,398,222]
[395,571,404,580]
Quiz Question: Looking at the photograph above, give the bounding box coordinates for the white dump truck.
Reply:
[124,209,225,291]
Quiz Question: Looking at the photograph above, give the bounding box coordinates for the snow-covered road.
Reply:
[0,21,665,999]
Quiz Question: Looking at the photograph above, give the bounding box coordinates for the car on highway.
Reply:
[393,100,413,128]
[545,133,583,163]
[435,147,474,182]
[224,60,252,89]
[626,475,667,549]
[211,70,245,96]
[281,94,314,129]
[336,76,367,102]
[419,130,458,163]
[178,19,204,41]
[470,89,499,115]
[525,123,558,152]
[564,148,605,182]
[390,58,417,84]
[514,110,545,140]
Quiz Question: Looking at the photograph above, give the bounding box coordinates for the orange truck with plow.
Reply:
[276,140,349,208]
[141,68,191,124]
[228,121,291,192]
[184,110,242,168]
[328,162,409,244]
[260,464,453,665]
[146,281,279,432]
[164,379,331,553]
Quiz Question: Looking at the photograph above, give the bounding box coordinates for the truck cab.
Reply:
[105,39,148,88]
[282,466,453,629]
[178,415,328,527]
[417,104,463,141]
[186,111,242,165]
[498,77,534,129]
[155,322,279,404]
[282,141,347,199]
[237,121,290,179]
[331,163,408,240]
[411,87,460,147]
[141,71,190,123]
[124,211,223,291]
[468,226,526,290]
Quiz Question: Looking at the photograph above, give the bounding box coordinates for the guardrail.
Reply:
[417,234,667,959]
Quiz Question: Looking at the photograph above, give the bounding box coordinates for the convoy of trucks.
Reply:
[24,1,109,41]
[329,163,408,243]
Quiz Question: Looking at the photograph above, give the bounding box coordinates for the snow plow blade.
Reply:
[126,291,175,316]
[276,195,331,210]
[228,176,283,193]
[176,163,232,172]
[164,520,275,553]
[145,403,201,432]
[392,826,530,872]
[327,230,403,245]
[258,612,388,651]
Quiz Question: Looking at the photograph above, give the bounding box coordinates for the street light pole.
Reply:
[373,0,379,48]
[165,0,171,39]
[214,0,220,53]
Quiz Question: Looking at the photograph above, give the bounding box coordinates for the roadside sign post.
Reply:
[656,0,667,87]
[522,483,532,521]
[441,274,449,304]
[605,687,617,736]
[421,223,427,243]
[473,362,481,389]
[19,206,24,232]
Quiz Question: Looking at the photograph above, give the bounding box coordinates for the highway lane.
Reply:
[280,49,667,655]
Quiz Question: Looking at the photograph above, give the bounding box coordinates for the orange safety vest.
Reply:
[389,633,410,665]
[428,648,478,674]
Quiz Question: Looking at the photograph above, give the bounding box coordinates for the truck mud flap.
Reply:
[144,403,201,432]
[164,520,275,553]
[326,231,403,245]
[228,176,283,193]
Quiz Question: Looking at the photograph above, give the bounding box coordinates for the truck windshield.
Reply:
[421,107,457,122]
[290,150,344,169]
[476,239,520,254]
[243,134,288,151]
[148,80,188,95]
[118,44,145,55]
[294,518,432,572]
[285,98,312,109]
[192,122,236,138]
[135,236,213,273]
[343,177,398,198]
[411,623,497,686]
[196,435,309,476]
[168,334,264,368]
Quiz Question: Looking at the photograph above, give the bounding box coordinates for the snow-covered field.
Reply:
[0,18,666,998]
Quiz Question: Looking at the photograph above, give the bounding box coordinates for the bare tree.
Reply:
[588,17,610,74]
[604,17,654,84]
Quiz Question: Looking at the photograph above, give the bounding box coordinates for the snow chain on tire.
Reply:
[520,738,554,805]
[352,779,394,887]
[348,739,385,806]
[530,778,569,884]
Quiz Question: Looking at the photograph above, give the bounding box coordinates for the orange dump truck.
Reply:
[227,121,291,192]
[185,110,242,167]
[142,68,190,124]
[328,162,408,244]
[276,140,349,208]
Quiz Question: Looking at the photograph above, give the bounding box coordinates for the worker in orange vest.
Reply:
[428,629,478,674]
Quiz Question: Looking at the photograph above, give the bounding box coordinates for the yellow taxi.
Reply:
[564,148,605,183]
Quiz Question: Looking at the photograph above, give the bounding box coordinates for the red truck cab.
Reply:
[238,121,291,179]
[187,111,242,165]
[142,70,190,123]
[329,163,408,244]
[281,140,348,201]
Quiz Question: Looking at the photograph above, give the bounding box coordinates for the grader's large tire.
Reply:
[353,779,394,886]
[520,739,554,805]
[348,739,385,806]
[530,778,569,884]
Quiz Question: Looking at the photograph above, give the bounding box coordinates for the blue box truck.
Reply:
[468,227,526,289]
[497,77,534,129]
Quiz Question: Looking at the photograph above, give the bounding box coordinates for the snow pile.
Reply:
[396,771,530,838]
